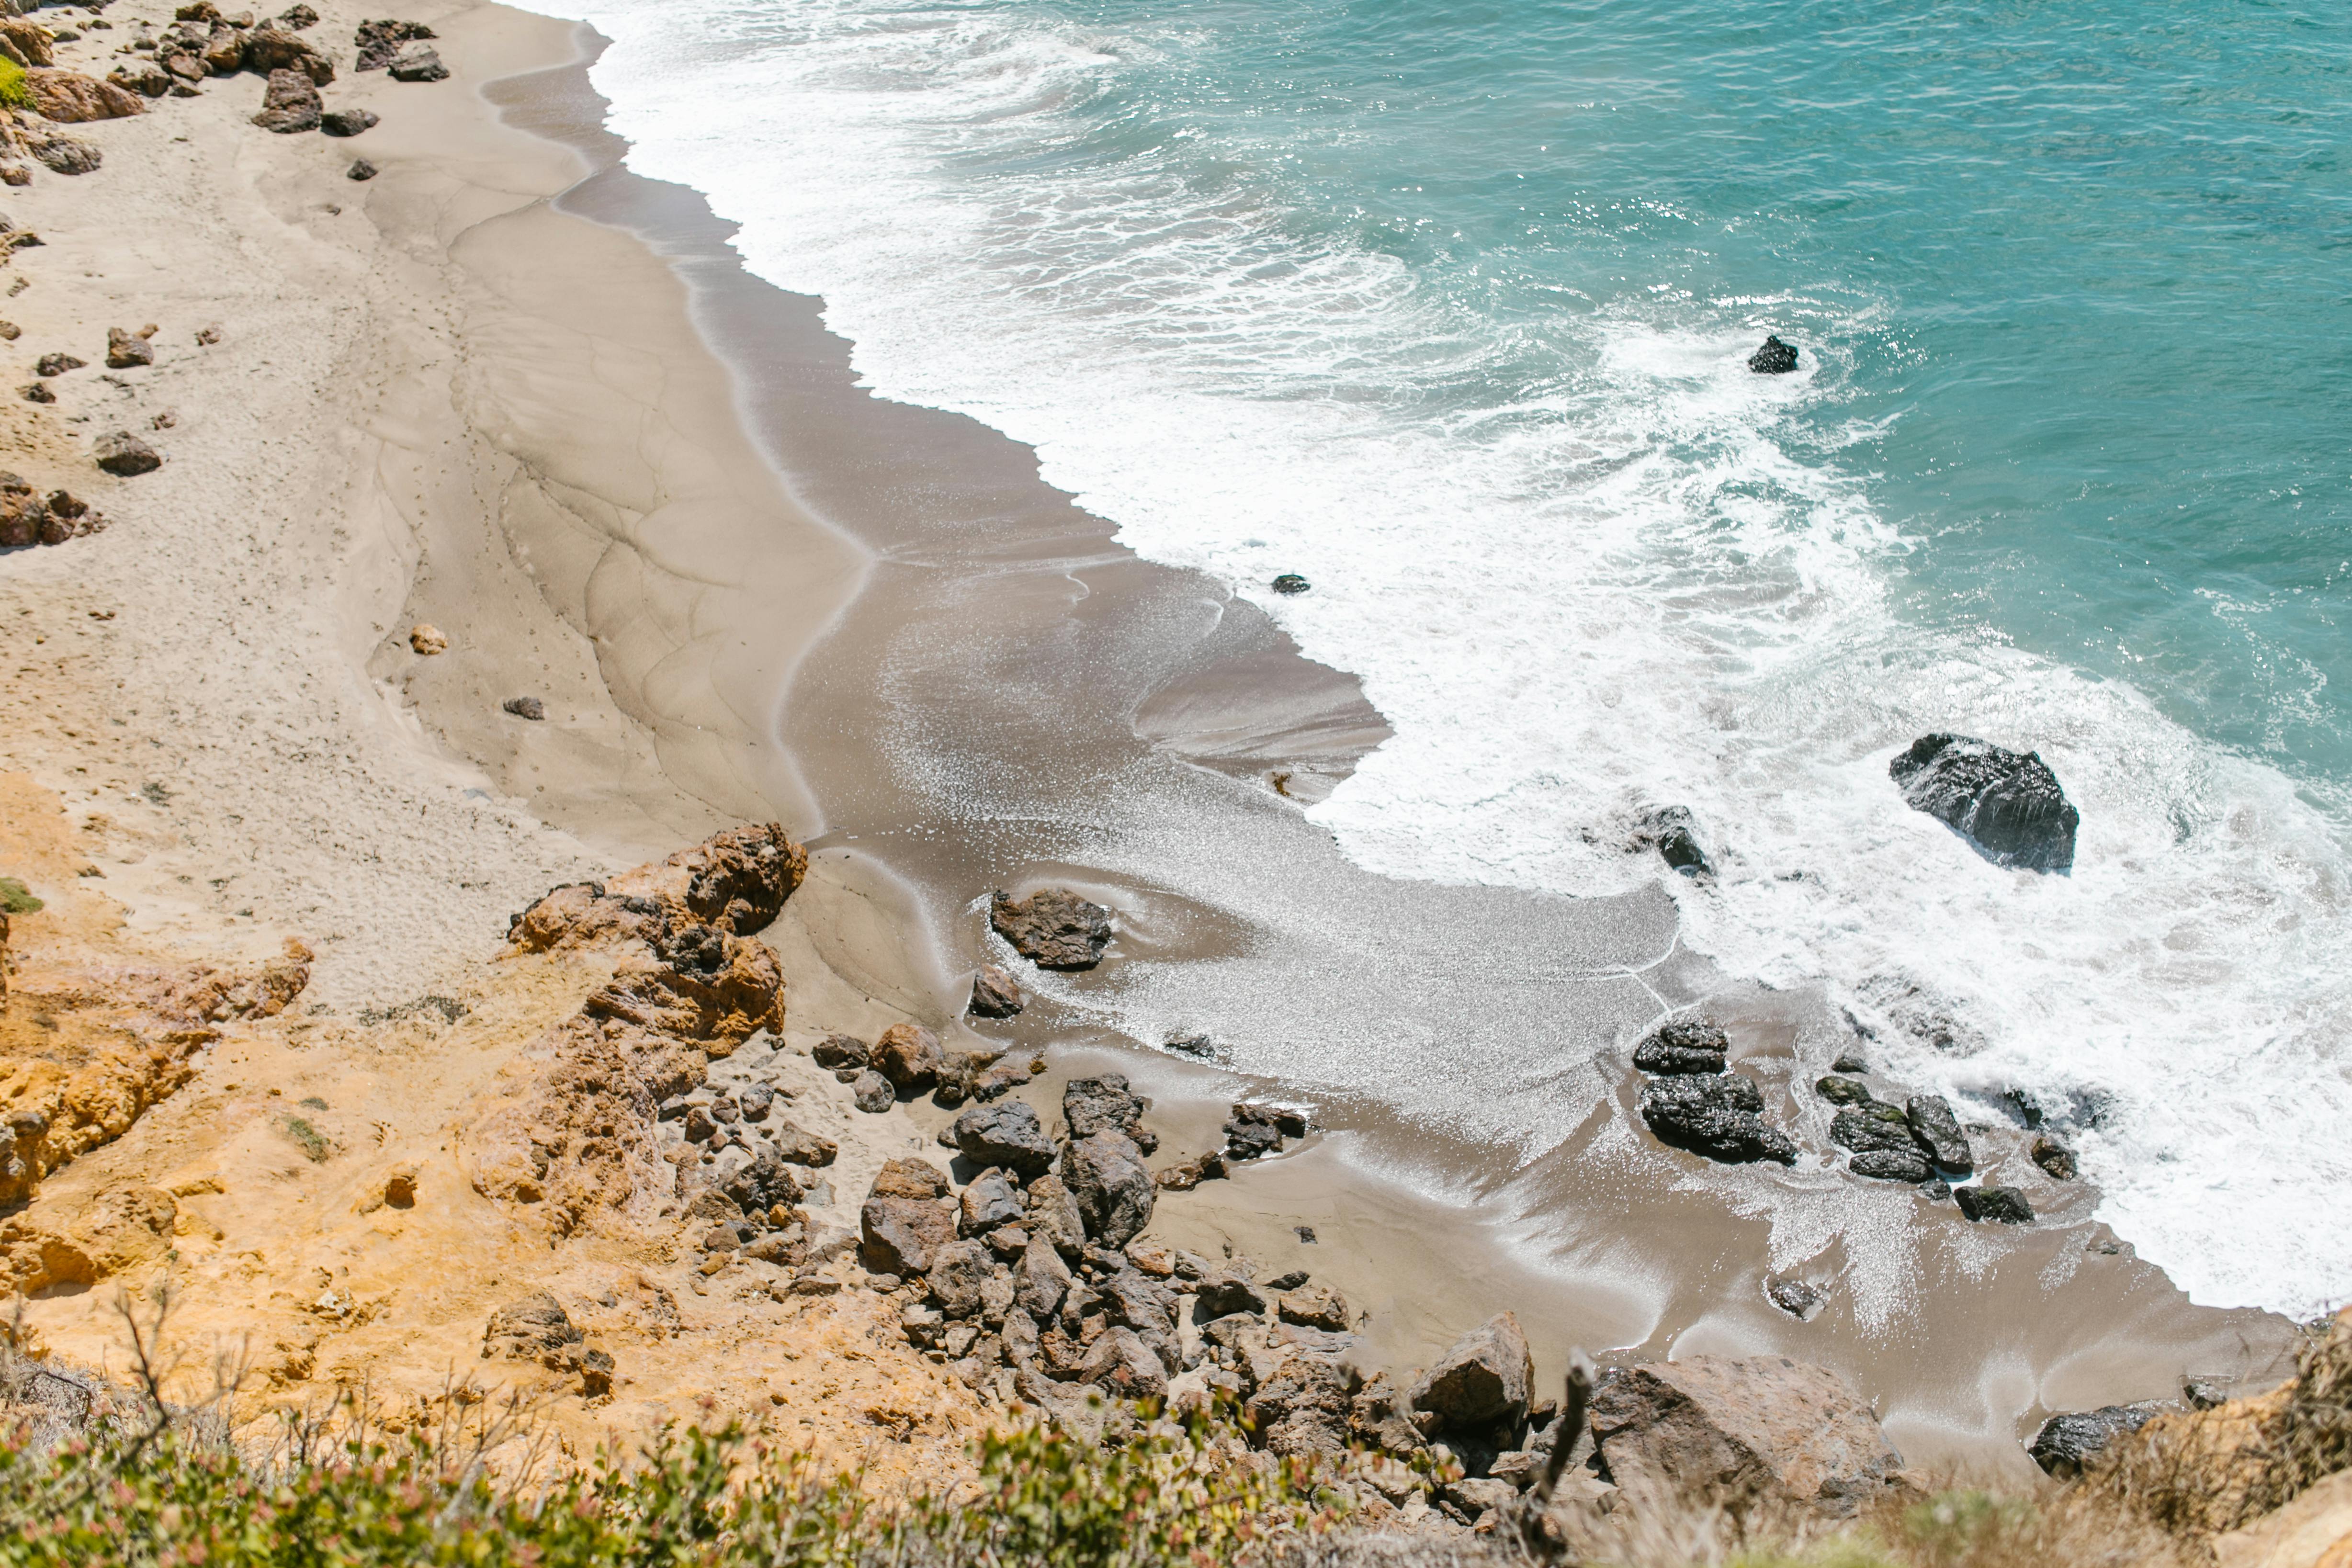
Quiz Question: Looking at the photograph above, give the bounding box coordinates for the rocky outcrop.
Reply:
[1063,1074,1154,1152]
[1411,1313,1533,1433]
[1640,1073,1797,1165]
[989,887,1112,970]
[967,963,1024,1018]
[2030,1402,2171,1479]
[26,70,146,122]
[1634,1017,1728,1074]
[1748,335,1799,373]
[1590,1354,1910,1519]
[0,20,53,67]
[30,136,103,177]
[952,1101,1054,1179]
[1889,733,2079,873]
[355,17,436,70]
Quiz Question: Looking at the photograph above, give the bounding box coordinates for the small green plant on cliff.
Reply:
[0,876,41,915]
[0,1393,1332,1568]
[278,1114,331,1162]
[0,60,27,113]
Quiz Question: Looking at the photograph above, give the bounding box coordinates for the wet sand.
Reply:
[480,25,2300,1477]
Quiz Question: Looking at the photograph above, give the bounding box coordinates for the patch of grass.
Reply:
[0,877,41,915]
[0,60,26,114]
[298,1095,328,1110]
[279,1115,330,1162]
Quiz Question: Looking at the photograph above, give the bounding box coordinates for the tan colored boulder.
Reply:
[1589,1354,1909,1520]
[871,1021,941,1090]
[1411,1311,1533,1433]
[0,20,55,67]
[25,69,146,123]
[2213,1468,2352,1568]
[859,1158,955,1275]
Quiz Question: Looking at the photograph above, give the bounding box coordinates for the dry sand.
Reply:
[0,0,2304,1489]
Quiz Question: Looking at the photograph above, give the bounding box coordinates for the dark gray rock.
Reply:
[1890,733,2079,873]
[501,696,544,720]
[1063,1074,1154,1151]
[735,1082,773,1122]
[1850,1148,1934,1183]
[967,962,1024,1018]
[958,1167,1023,1234]
[1767,1277,1822,1318]
[319,105,376,135]
[1904,1094,1974,1172]
[1194,1270,1265,1319]
[952,1100,1054,1179]
[1634,1017,1729,1075]
[2028,1403,2168,1479]
[1632,804,1713,876]
[989,887,1112,970]
[927,1239,992,1319]
[354,16,434,70]
[32,138,102,177]
[1013,1230,1070,1319]
[346,157,379,180]
[2032,1134,2077,1181]
[1956,1184,2035,1224]
[1748,335,1798,373]
[1814,1075,1873,1106]
[811,1034,868,1071]
[1832,1051,1870,1073]
[1640,1073,1798,1165]
[1022,1173,1086,1257]
[767,1120,837,1166]
[1078,1325,1167,1399]
[1271,573,1311,595]
[1063,1129,1153,1246]
[1830,1103,1915,1155]
[1409,1312,1532,1432]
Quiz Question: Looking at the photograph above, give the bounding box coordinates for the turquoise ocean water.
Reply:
[528,0,2352,1314]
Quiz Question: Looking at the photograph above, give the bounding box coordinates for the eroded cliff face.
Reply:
[0,805,983,1489]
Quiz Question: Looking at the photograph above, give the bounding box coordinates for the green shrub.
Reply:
[0,59,27,113]
[0,1404,1333,1568]
[0,877,41,915]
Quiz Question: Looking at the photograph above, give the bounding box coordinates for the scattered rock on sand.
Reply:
[347,158,378,181]
[1955,1184,2034,1224]
[2031,1134,2077,1180]
[812,1033,867,1073]
[246,22,336,84]
[1410,1312,1532,1432]
[1593,1354,1909,1518]
[1277,1283,1350,1331]
[1063,1074,1154,1152]
[1814,1074,1872,1105]
[30,136,104,177]
[966,962,1024,1018]
[354,17,435,71]
[250,66,322,131]
[2028,1402,2170,1479]
[1767,1277,1822,1318]
[321,106,378,136]
[105,328,153,369]
[1640,1072,1797,1165]
[279,3,320,27]
[109,61,176,99]
[35,353,83,377]
[27,69,147,122]
[501,695,544,720]
[1748,334,1799,373]
[1889,732,2079,873]
[387,40,447,81]
[849,1069,893,1113]
[408,623,446,654]
[93,431,162,476]
[990,886,1113,969]
[871,1021,942,1091]
[1633,1016,1729,1074]
[20,384,52,404]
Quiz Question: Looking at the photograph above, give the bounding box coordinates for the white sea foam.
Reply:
[520,0,2352,1317]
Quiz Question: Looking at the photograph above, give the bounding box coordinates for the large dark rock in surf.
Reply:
[1747,335,1799,374]
[1640,1073,1796,1165]
[990,887,1112,970]
[967,962,1025,1018]
[1832,1104,1931,1180]
[1634,1017,1729,1075]
[1632,805,1713,877]
[1903,1094,1974,1173]
[1889,733,2078,872]
[2028,1403,2170,1479]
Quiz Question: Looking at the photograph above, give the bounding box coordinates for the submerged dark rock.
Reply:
[1640,1073,1797,1165]
[1634,1017,1729,1075]
[1889,733,2079,873]
[1814,1074,1873,1106]
[1271,574,1310,595]
[2031,1134,2077,1181]
[1850,1148,1933,1183]
[1748,335,1799,374]
[1632,805,1712,876]
[1904,1094,1974,1173]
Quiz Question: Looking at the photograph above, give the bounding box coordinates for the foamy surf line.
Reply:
[513,0,2352,1319]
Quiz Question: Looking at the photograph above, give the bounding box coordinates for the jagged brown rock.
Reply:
[871,1022,940,1091]
[967,962,1024,1018]
[1062,1129,1153,1247]
[1411,1313,1532,1434]
[251,66,323,131]
[860,1157,955,1275]
[989,887,1112,970]
[1590,1354,1911,1519]
[105,328,155,370]
[26,70,146,122]
[244,22,334,84]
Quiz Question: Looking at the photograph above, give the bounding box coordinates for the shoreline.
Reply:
[0,0,2303,1491]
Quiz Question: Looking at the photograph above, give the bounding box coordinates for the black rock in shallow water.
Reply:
[1904,1094,1974,1173]
[1955,1184,2035,1224]
[2028,1403,2169,1479]
[1639,1073,1796,1165]
[1851,1148,1933,1183]
[1814,1074,1873,1106]
[2031,1134,2078,1181]
[1271,573,1311,595]
[1633,1017,1729,1075]
[1748,335,1799,374]
[1889,733,2079,872]
[1632,805,1712,876]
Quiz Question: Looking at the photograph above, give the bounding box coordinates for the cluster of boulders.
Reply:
[0,471,101,547]
[812,1023,1037,1114]
[1631,1016,2058,1224]
[20,321,172,475]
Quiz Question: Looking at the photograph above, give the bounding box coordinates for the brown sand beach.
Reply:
[0,0,2323,1536]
